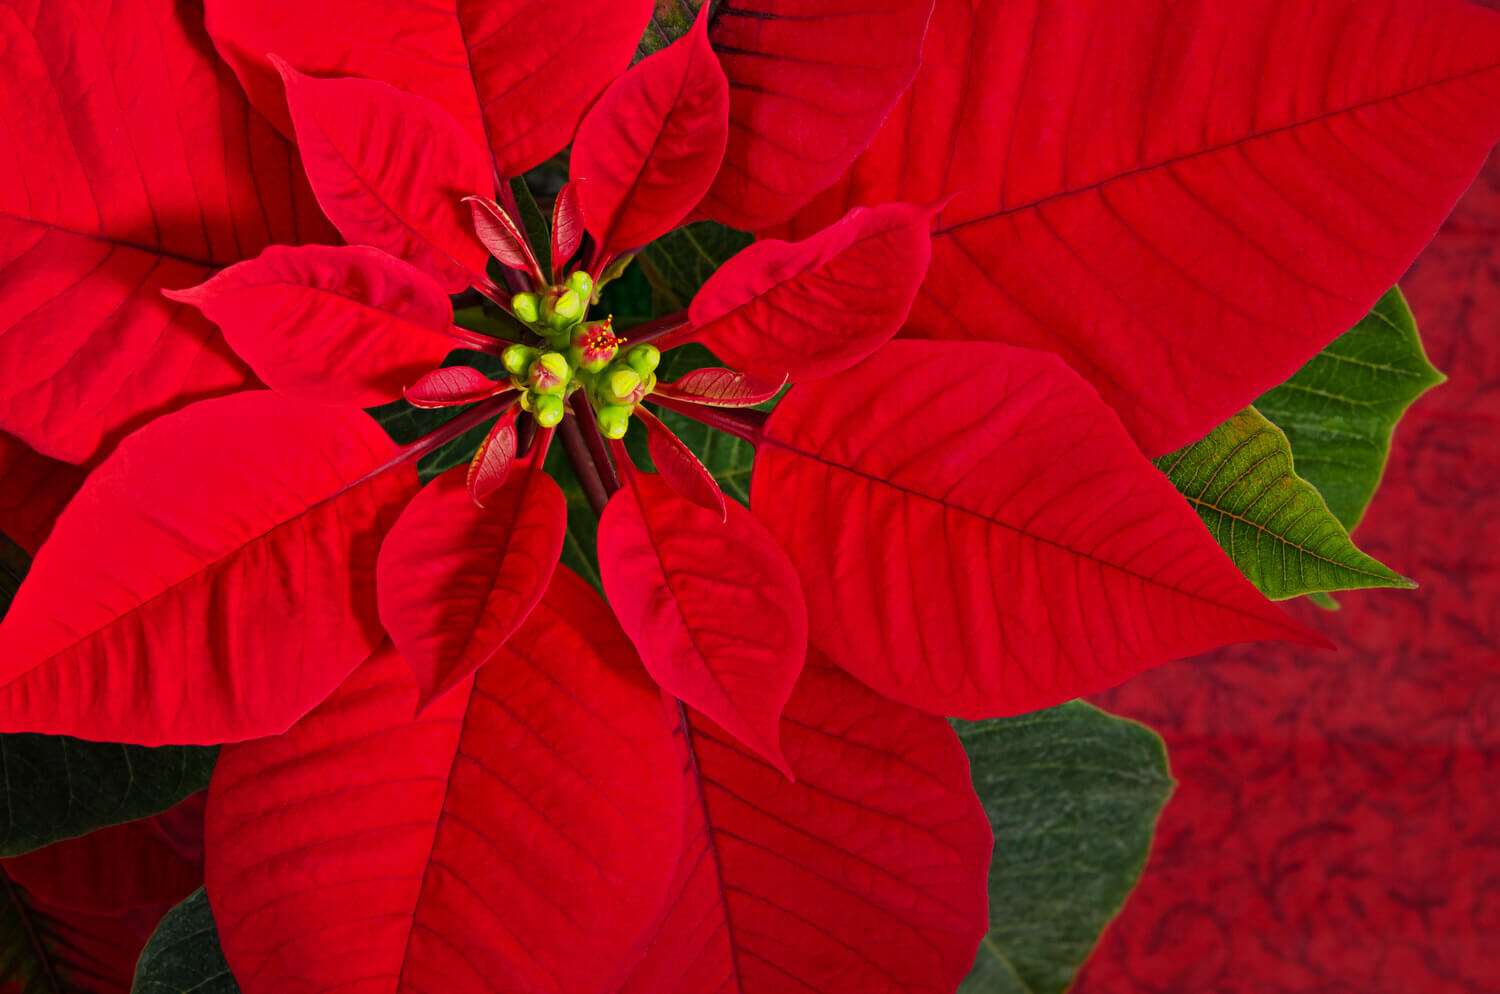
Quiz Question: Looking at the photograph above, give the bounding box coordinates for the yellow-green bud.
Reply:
[565,270,595,301]
[528,351,570,394]
[502,344,538,377]
[532,394,565,428]
[543,288,584,331]
[511,292,541,325]
[604,367,641,403]
[596,405,631,440]
[625,344,660,377]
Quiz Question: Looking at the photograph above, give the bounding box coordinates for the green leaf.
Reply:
[0,543,217,859]
[132,889,239,994]
[0,874,59,994]
[509,175,552,279]
[1255,287,1444,531]
[635,0,705,60]
[956,703,1173,994]
[1153,408,1411,600]
[638,221,751,314]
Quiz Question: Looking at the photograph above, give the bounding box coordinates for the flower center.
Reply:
[502,270,660,438]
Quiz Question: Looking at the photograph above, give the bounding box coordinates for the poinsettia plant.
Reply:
[1,0,1498,991]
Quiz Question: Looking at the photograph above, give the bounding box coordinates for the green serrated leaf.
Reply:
[0,543,217,859]
[956,702,1174,994]
[635,0,706,60]
[639,221,751,314]
[132,889,239,994]
[509,175,552,279]
[1255,287,1444,531]
[1154,408,1411,600]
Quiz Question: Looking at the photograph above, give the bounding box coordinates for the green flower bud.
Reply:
[605,367,641,403]
[565,270,595,301]
[596,405,631,440]
[511,292,541,325]
[502,344,538,377]
[532,393,565,428]
[542,288,584,331]
[625,344,660,377]
[529,351,570,394]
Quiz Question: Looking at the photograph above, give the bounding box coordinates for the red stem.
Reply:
[650,395,767,444]
[558,415,609,515]
[439,324,508,355]
[357,392,516,488]
[624,310,692,348]
[568,391,622,495]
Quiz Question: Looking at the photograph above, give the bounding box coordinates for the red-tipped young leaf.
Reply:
[468,410,519,504]
[573,16,729,257]
[637,409,726,518]
[782,0,1500,455]
[204,0,655,180]
[377,460,566,711]
[690,202,936,382]
[698,0,935,231]
[0,392,418,744]
[0,433,85,556]
[0,0,335,465]
[653,368,785,408]
[405,368,512,409]
[466,196,544,284]
[552,180,587,280]
[275,58,492,293]
[166,244,458,408]
[599,473,806,775]
[616,657,991,994]
[207,573,683,994]
[752,341,1326,719]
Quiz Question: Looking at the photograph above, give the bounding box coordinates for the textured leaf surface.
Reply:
[638,410,726,516]
[956,702,1173,994]
[205,0,653,179]
[753,341,1322,719]
[782,0,1500,455]
[690,203,934,382]
[132,890,238,994]
[276,61,491,293]
[640,221,751,313]
[0,0,334,465]
[573,17,729,256]
[1255,287,1445,530]
[0,433,84,556]
[617,658,992,994]
[377,461,566,710]
[1155,409,1411,600]
[0,392,418,744]
[207,571,681,994]
[654,368,783,408]
[404,367,510,409]
[697,0,934,230]
[167,245,457,408]
[599,473,805,773]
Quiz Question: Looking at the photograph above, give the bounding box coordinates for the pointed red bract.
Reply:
[466,196,545,284]
[468,410,519,504]
[691,202,936,382]
[377,461,567,711]
[167,245,458,408]
[205,0,654,179]
[552,180,587,280]
[784,0,1500,455]
[207,575,682,994]
[616,658,991,994]
[753,341,1326,719]
[698,0,935,230]
[3,796,204,914]
[637,409,726,518]
[0,392,418,744]
[0,0,335,465]
[599,473,806,775]
[573,17,730,257]
[0,433,85,557]
[404,367,512,409]
[275,59,492,294]
[653,368,784,408]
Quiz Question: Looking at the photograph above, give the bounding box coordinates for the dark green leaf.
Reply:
[0,874,59,994]
[639,221,751,314]
[1255,287,1444,530]
[132,889,239,994]
[635,0,706,60]
[956,702,1173,994]
[0,545,216,859]
[509,175,552,279]
[1153,408,1411,600]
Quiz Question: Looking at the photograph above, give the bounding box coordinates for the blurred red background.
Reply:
[1077,97,1500,994]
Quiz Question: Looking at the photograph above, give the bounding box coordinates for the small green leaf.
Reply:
[1154,408,1411,600]
[1255,287,1444,531]
[0,544,217,859]
[132,889,239,994]
[956,702,1173,994]
[1307,590,1341,611]
[509,176,552,279]
[639,221,751,313]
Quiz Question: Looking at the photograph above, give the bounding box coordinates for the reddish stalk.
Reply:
[559,414,609,515]
[568,391,622,495]
[650,395,767,444]
[623,310,691,348]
